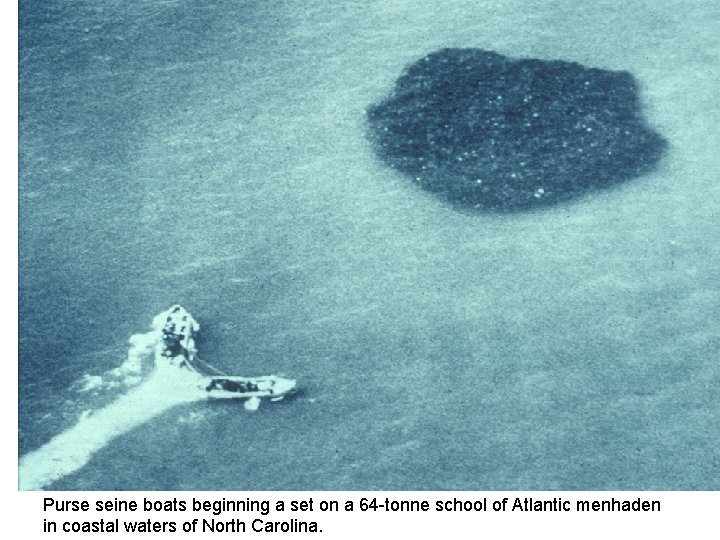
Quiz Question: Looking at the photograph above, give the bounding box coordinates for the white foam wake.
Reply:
[19,332,205,491]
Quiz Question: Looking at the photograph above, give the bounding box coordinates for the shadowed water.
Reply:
[367,48,667,210]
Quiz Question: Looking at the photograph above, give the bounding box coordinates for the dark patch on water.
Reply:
[366,49,667,210]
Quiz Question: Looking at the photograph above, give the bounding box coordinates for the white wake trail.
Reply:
[19,332,204,491]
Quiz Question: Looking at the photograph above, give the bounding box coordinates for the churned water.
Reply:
[19,0,720,489]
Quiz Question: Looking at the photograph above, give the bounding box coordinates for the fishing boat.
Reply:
[125,305,297,409]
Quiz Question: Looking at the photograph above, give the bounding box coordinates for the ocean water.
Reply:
[19,0,720,490]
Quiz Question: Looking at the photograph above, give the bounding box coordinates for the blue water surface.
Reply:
[19,0,720,489]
